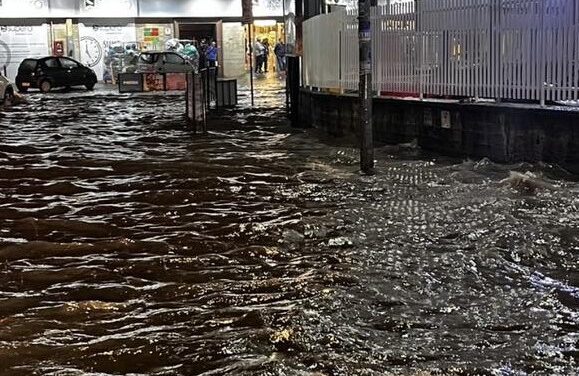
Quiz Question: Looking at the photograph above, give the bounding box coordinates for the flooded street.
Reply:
[0,78,578,375]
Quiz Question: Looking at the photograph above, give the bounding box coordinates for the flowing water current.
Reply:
[0,81,578,375]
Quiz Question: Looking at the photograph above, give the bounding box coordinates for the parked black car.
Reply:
[16,56,98,93]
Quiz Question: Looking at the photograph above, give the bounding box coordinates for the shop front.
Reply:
[0,0,283,81]
[250,20,285,73]
[77,21,177,84]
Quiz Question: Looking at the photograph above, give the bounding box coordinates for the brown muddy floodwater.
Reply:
[0,79,578,375]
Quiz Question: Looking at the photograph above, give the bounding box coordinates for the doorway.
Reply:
[178,23,217,43]
[248,21,285,73]
[178,23,222,71]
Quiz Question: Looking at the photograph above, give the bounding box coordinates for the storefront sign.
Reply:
[0,24,50,79]
[252,0,283,17]
[139,0,241,18]
[0,0,49,18]
[48,0,80,17]
[0,0,281,18]
[79,0,137,18]
[137,24,173,51]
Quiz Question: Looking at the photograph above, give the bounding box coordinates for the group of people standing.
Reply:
[254,38,286,75]
[198,39,219,69]
[172,38,219,71]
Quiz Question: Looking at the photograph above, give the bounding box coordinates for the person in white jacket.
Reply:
[254,40,265,74]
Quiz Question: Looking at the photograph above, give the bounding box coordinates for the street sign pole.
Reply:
[242,0,255,107]
[359,0,375,174]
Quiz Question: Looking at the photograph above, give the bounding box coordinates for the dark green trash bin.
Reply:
[216,78,237,108]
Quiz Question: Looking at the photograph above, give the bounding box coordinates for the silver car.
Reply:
[0,73,14,103]
[136,52,195,74]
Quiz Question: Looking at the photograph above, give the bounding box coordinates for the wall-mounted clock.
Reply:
[80,36,103,68]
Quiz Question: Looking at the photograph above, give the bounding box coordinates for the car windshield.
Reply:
[139,54,159,64]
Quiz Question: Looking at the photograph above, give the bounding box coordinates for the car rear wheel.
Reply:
[85,82,95,91]
[39,80,52,93]
[16,84,28,93]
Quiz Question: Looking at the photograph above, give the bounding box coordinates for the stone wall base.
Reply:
[299,89,579,173]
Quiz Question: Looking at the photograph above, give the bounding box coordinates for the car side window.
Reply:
[139,54,153,64]
[139,54,156,64]
[165,53,185,64]
[44,58,60,68]
[59,58,79,69]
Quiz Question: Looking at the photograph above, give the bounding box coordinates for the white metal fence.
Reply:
[302,0,579,103]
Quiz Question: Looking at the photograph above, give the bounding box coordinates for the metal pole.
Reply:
[359,0,375,174]
[248,24,255,107]
[283,0,289,113]
[539,0,545,107]
[242,0,255,106]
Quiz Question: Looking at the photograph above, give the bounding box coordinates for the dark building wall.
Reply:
[299,89,579,173]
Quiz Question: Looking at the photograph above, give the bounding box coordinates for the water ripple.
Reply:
[0,79,577,375]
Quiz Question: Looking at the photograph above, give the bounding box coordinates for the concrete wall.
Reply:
[299,89,579,173]
[222,22,245,78]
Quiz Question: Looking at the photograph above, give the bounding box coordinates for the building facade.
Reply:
[0,0,284,80]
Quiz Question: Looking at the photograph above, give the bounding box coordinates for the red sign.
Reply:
[53,41,64,56]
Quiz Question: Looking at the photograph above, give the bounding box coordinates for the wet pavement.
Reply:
[0,75,578,375]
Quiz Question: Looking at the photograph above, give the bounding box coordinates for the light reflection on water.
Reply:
[0,79,577,375]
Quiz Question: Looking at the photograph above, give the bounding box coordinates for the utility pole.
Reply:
[359,0,375,174]
[242,0,255,106]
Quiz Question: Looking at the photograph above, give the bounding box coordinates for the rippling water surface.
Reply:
[0,78,578,375]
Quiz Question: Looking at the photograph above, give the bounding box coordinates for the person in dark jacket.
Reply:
[262,39,270,73]
[274,39,286,73]
[199,39,208,69]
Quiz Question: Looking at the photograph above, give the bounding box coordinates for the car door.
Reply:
[41,58,65,87]
[163,53,190,73]
[59,58,83,86]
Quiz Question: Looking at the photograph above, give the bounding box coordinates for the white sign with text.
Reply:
[0,24,50,80]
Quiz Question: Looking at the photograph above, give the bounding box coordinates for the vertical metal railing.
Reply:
[199,67,218,111]
[186,71,207,133]
[302,0,579,103]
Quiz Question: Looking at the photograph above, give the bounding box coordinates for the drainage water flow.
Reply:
[0,82,577,375]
